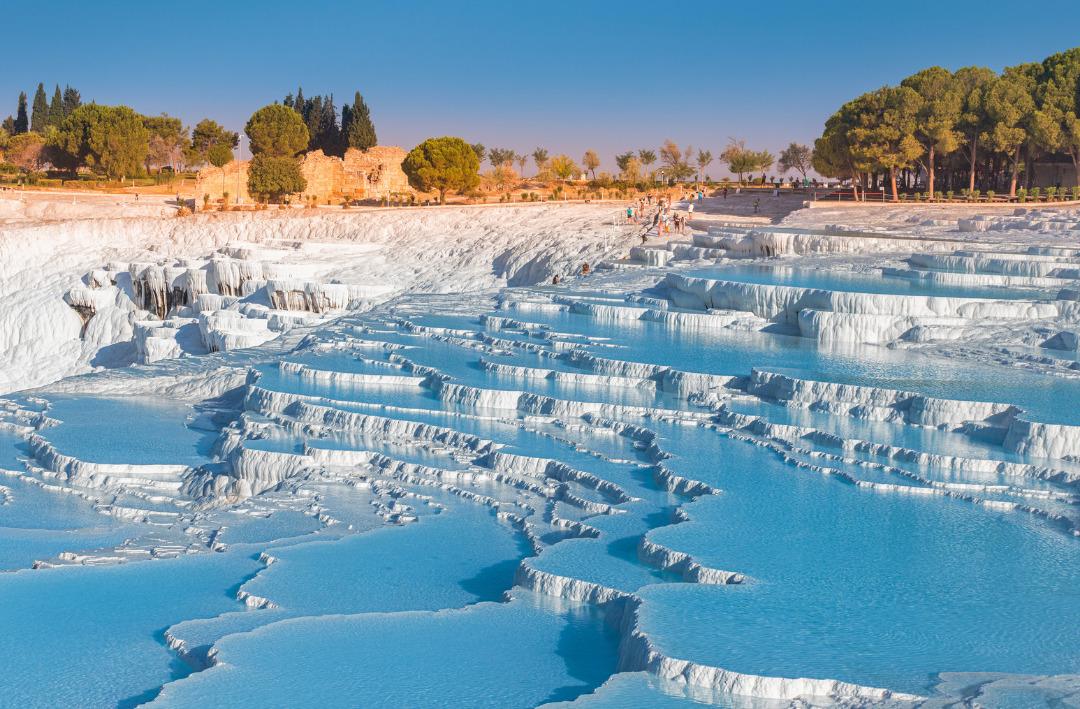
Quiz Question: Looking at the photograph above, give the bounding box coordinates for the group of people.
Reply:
[623,193,698,243]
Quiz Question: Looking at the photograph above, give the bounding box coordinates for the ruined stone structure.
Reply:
[197,146,413,204]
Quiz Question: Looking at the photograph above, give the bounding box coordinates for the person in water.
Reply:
[581,262,590,276]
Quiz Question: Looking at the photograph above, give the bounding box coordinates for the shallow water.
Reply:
[2,236,1078,707]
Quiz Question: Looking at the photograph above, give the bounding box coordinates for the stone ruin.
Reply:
[197,146,414,204]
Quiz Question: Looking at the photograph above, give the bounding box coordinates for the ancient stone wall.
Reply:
[197,146,412,204]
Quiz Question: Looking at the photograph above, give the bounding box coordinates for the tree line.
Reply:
[0,83,380,186]
[813,46,1080,201]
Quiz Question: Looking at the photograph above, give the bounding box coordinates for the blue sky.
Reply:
[5,1,1080,173]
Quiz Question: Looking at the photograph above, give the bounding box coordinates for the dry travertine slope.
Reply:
[0,197,636,394]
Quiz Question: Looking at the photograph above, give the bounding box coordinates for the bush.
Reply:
[1031,187,1041,200]
[1017,188,1027,202]
[986,190,995,202]
[248,155,306,202]
[945,190,954,201]
[1071,186,1080,201]
[1046,186,1058,200]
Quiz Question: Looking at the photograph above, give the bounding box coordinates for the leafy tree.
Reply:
[1037,47,1080,186]
[48,85,64,128]
[14,92,28,134]
[0,127,8,152]
[207,142,233,168]
[582,149,600,179]
[189,119,239,166]
[30,83,49,133]
[953,66,996,192]
[615,151,634,173]
[901,66,962,197]
[6,131,46,172]
[532,147,548,174]
[143,114,188,171]
[721,139,765,182]
[471,143,486,163]
[344,91,376,151]
[659,140,683,170]
[488,147,514,169]
[245,104,309,157]
[54,104,150,178]
[548,154,579,181]
[620,156,642,183]
[402,136,480,203]
[851,86,922,201]
[62,86,81,116]
[778,143,812,178]
[696,149,713,181]
[1,117,14,135]
[248,154,306,202]
[983,68,1037,196]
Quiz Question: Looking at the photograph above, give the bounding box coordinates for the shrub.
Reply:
[1046,186,1058,200]
[1031,187,1041,200]
[945,190,954,201]
[986,190,995,201]
[1017,188,1027,202]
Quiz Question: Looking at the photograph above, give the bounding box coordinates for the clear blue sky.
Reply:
[5,1,1080,173]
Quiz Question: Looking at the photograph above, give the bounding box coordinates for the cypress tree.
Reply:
[14,92,28,133]
[345,91,376,151]
[294,87,305,118]
[304,95,322,150]
[30,83,48,132]
[317,94,341,155]
[62,86,81,115]
[48,85,64,127]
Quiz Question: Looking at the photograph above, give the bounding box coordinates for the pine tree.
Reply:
[345,91,376,151]
[14,92,28,133]
[48,85,64,127]
[30,83,49,132]
[62,86,81,116]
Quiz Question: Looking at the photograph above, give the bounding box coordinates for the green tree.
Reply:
[721,139,769,183]
[983,68,1038,197]
[851,86,923,201]
[248,154,306,202]
[344,91,376,151]
[47,85,64,128]
[582,149,600,179]
[1,117,14,135]
[532,147,548,174]
[954,66,996,192]
[143,114,188,171]
[615,151,634,173]
[488,147,514,169]
[190,119,239,165]
[402,136,480,203]
[1037,47,1080,186]
[62,86,81,116]
[815,96,880,199]
[6,131,46,172]
[471,143,486,163]
[778,143,812,179]
[54,104,150,178]
[245,104,309,157]
[30,83,49,133]
[548,154,579,181]
[14,92,28,134]
[901,66,962,197]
